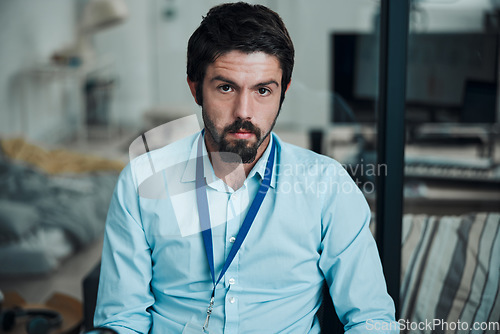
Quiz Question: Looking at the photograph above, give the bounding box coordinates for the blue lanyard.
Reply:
[195,132,276,331]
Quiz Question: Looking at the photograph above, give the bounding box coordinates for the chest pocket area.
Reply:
[152,233,213,292]
[139,196,210,292]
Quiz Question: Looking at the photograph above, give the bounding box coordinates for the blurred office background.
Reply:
[0,0,499,333]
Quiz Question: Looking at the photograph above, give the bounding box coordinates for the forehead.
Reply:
[205,51,282,85]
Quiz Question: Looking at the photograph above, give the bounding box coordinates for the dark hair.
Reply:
[187,2,294,107]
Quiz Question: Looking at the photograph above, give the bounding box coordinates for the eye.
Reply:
[258,87,271,96]
[218,84,233,93]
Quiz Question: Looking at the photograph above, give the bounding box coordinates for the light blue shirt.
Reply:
[95,131,398,333]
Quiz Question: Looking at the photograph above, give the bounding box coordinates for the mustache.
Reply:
[224,120,259,136]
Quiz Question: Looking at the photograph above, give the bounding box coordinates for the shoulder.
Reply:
[273,133,364,204]
[273,133,345,174]
[123,132,200,187]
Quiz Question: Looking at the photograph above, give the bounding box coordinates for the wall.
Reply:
[0,0,495,141]
[92,0,155,128]
[0,0,79,141]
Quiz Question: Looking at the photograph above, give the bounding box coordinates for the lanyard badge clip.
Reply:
[203,296,215,332]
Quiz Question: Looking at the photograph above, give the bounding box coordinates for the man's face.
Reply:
[189,51,284,163]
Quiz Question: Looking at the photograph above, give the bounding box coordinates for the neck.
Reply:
[204,133,271,190]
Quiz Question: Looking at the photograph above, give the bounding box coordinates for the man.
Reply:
[95,2,398,333]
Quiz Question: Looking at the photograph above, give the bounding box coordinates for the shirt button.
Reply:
[229,236,236,243]
[228,278,236,285]
[229,297,236,304]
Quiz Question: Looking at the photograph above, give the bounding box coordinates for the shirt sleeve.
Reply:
[318,167,399,334]
[94,164,154,334]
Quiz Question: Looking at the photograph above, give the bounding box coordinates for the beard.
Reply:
[202,110,277,164]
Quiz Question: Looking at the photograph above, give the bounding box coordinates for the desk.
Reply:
[366,183,500,216]
[320,124,500,216]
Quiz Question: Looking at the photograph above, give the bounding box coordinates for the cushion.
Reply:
[400,212,500,333]
[0,200,38,244]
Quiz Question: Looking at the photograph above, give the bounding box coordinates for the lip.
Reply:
[228,131,255,139]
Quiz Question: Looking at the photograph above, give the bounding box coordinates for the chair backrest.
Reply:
[83,262,102,331]
[317,282,345,333]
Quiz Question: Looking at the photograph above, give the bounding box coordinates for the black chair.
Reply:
[317,282,345,333]
[82,262,102,332]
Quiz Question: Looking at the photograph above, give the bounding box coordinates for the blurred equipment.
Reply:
[0,308,62,334]
[85,76,115,131]
[405,155,500,186]
[52,0,128,66]
[0,292,82,334]
[409,124,496,159]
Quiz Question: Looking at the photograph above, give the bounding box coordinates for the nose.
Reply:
[232,91,253,120]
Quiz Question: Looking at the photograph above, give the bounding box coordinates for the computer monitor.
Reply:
[331,32,499,124]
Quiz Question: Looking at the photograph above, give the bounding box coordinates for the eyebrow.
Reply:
[211,75,280,89]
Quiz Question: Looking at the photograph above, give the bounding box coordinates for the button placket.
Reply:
[225,193,240,288]
[224,289,239,332]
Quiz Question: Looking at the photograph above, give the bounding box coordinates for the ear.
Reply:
[285,81,291,93]
[187,77,199,104]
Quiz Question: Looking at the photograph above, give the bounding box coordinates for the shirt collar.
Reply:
[181,131,277,189]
